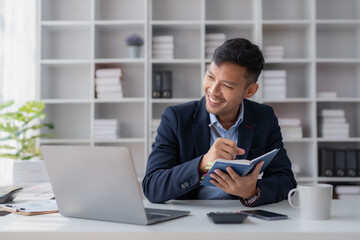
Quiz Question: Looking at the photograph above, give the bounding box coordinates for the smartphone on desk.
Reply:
[240,209,288,221]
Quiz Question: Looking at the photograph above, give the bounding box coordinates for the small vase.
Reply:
[128,45,141,58]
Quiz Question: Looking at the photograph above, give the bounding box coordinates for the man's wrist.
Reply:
[240,187,261,206]
[198,154,207,175]
[244,187,258,199]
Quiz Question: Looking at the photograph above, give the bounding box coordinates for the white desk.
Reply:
[0,198,359,240]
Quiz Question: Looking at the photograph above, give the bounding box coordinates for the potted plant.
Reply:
[0,100,55,184]
[126,33,144,58]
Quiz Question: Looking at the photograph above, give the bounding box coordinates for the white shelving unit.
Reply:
[38,0,148,178]
[38,0,360,184]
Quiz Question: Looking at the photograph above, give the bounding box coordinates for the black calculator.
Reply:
[207,211,248,224]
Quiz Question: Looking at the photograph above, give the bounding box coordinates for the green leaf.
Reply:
[0,123,19,133]
[0,136,12,142]
[0,100,14,111]
[19,101,44,114]
[44,122,54,129]
[20,154,41,160]
[0,154,19,159]
[30,133,56,139]
[0,112,24,121]
[23,112,46,126]
[12,122,54,138]
[0,144,15,149]
[29,123,54,130]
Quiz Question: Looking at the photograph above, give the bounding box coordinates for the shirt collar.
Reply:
[209,101,244,129]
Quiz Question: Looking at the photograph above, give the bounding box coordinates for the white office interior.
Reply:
[0,0,360,237]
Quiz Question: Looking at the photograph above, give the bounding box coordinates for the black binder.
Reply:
[152,72,162,98]
[358,149,360,176]
[334,150,346,177]
[345,150,358,177]
[161,71,172,98]
[319,148,334,177]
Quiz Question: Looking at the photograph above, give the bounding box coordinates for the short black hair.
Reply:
[212,38,264,84]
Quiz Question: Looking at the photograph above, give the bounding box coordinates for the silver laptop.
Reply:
[41,145,190,225]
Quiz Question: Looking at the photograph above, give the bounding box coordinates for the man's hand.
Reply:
[209,161,264,199]
[199,138,245,174]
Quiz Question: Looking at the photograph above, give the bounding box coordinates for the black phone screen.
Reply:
[240,209,288,220]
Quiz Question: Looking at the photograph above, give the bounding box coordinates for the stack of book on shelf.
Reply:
[318,109,349,138]
[263,46,284,61]
[94,119,119,140]
[335,185,360,199]
[278,118,303,139]
[152,35,174,59]
[152,71,172,98]
[151,119,161,140]
[262,70,286,99]
[95,68,123,99]
[317,91,338,99]
[205,33,226,59]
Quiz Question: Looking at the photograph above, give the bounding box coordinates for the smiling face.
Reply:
[203,61,259,128]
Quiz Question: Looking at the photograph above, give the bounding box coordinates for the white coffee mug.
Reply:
[288,183,333,220]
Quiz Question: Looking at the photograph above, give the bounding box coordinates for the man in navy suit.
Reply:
[143,38,296,206]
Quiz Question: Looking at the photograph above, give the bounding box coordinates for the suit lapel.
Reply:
[192,97,210,156]
[237,100,256,159]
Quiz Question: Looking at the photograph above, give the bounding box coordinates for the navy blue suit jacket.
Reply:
[142,97,296,206]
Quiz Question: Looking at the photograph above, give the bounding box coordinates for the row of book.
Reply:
[319,148,360,177]
[94,119,119,139]
[152,35,174,59]
[263,46,284,61]
[152,34,227,59]
[95,68,123,99]
[318,109,349,138]
[335,185,360,199]
[152,71,172,98]
[278,118,303,139]
[262,70,286,99]
[205,33,226,59]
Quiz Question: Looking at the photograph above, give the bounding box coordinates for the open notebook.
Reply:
[201,148,280,186]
